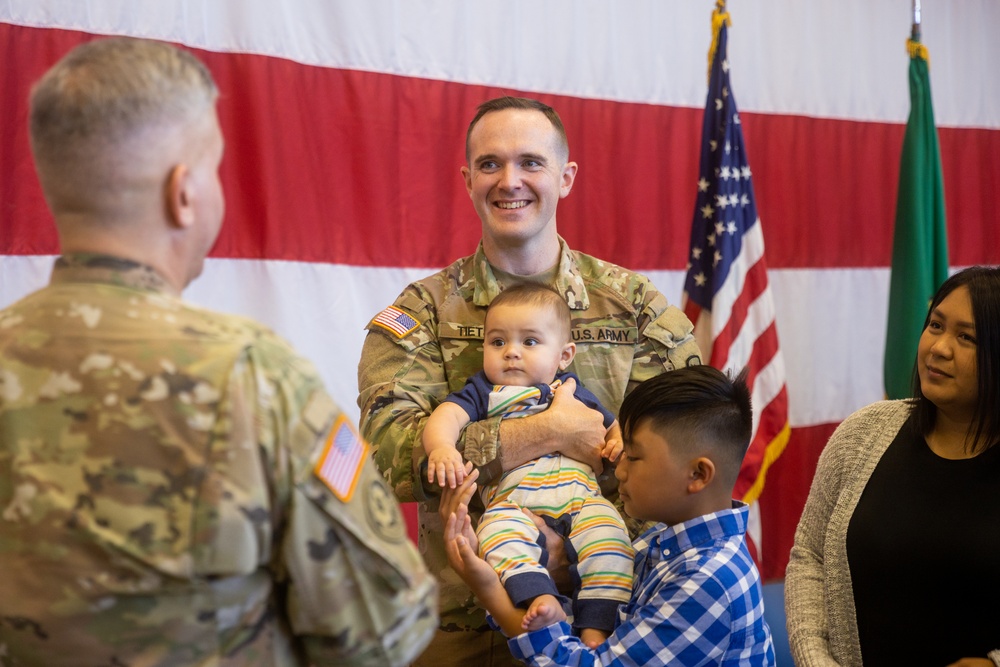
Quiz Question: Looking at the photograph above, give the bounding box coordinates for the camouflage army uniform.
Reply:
[357,237,701,665]
[0,254,437,667]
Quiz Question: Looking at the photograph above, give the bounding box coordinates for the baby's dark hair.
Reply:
[487,284,571,340]
[619,365,752,489]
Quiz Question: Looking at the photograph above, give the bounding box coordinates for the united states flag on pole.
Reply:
[682,4,791,569]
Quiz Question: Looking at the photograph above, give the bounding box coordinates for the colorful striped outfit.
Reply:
[444,370,634,633]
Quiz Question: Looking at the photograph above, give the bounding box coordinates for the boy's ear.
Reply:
[558,340,577,370]
[687,457,716,493]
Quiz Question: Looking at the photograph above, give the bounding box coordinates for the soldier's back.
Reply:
[0,267,305,665]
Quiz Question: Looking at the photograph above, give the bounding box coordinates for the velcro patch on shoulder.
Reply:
[302,391,337,435]
[313,415,368,502]
[370,305,420,338]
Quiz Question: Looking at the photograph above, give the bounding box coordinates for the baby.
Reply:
[423,283,633,647]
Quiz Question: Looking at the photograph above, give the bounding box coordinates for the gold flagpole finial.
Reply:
[907,0,929,66]
[707,0,732,83]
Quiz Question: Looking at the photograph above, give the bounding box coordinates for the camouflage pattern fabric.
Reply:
[0,254,437,666]
[357,237,701,639]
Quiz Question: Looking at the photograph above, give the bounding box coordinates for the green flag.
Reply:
[883,37,949,400]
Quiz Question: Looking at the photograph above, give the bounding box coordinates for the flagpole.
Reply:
[912,0,921,40]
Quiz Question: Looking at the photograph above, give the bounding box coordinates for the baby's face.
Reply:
[482,302,572,387]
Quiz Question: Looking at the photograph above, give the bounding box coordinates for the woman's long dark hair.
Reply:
[909,265,1000,454]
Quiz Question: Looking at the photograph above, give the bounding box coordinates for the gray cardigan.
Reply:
[784,400,911,666]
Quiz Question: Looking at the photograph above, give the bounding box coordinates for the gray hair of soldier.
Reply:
[29,37,218,199]
[486,284,572,342]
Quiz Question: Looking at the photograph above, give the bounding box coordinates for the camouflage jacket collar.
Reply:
[51,253,177,296]
[470,236,590,310]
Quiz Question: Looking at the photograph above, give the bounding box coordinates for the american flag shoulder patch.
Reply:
[314,415,368,502]
[371,305,420,338]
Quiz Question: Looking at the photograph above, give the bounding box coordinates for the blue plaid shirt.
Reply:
[509,502,774,666]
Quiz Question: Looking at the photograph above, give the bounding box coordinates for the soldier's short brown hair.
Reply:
[465,96,569,163]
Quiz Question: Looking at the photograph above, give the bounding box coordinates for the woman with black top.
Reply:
[785,265,1000,667]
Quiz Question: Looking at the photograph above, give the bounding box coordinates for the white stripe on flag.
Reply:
[711,221,766,340]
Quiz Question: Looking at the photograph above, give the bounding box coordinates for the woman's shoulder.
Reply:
[842,399,911,427]
[827,400,911,453]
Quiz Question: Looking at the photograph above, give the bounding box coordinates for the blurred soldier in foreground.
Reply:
[0,37,436,666]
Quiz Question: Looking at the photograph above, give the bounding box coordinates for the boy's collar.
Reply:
[636,500,749,556]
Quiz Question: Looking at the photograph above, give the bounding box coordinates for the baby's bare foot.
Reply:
[522,594,566,630]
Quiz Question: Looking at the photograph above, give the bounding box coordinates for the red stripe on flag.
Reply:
[683,300,702,331]
[2,22,997,269]
[738,384,790,502]
[740,322,781,391]
[708,257,770,369]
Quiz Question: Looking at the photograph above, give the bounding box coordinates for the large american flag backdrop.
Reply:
[2,1,998,581]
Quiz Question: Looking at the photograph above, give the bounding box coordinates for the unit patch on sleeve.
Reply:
[371,305,420,338]
[314,415,368,502]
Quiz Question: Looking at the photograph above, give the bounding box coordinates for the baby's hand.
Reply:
[601,422,623,462]
[427,448,466,488]
[601,437,622,462]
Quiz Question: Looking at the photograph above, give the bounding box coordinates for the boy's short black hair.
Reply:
[619,365,752,488]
